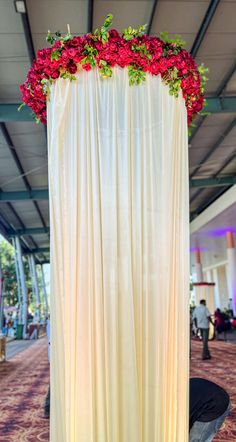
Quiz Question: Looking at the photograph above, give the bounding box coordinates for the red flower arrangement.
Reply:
[19,15,208,126]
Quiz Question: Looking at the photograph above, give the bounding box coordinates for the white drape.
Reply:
[48,67,189,442]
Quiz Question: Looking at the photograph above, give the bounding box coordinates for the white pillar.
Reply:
[226,231,236,315]
[29,255,41,323]
[206,270,212,283]
[15,237,28,337]
[13,237,23,323]
[41,264,49,318]
[195,249,203,282]
[213,268,221,309]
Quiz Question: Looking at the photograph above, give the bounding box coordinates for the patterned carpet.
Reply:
[0,337,235,441]
[191,339,236,441]
[0,337,50,442]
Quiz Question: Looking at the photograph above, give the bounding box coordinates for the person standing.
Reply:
[193,300,214,360]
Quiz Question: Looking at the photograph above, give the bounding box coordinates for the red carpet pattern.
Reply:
[191,339,236,441]
[0,337,235,441]
[0,338,50,442]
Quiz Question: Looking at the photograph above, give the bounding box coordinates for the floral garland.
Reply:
[20,14,208,126]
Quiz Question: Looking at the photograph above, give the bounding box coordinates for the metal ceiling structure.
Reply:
[0,0,236,262]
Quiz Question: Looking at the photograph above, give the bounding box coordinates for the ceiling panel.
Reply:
[93,0,153,31]
[27,0,89,34]
[11,201,45,228]
[151,0,210,50]
[0,0,23,33]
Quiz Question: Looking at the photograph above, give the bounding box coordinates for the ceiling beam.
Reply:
[190,122,236,211]
[190,187,228,220]
[205,96,236,113]
[190,176,236,189]
[2,176,234,202]
[0,123,48,257]
[23,247,50,255]
[15,0,36,63]
[190,0,220,58]
[215,60,236,96]
[147,0,159,35]
[0,189,49,202]
[190,117,236,179]
[3,96,236,123]
[87,0,94,33]
[0,104,34,122]
[7,227,49,237]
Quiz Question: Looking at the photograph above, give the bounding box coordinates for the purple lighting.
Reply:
[206,227,236,237]
[190,246,209,253]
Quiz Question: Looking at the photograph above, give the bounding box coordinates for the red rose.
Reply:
[68,63,77,74]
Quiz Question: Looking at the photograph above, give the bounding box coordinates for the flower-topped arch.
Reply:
[20,14,208,126]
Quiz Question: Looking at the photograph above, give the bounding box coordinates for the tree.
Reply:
[0,239,33,307]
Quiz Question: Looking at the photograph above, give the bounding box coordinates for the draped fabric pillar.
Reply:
[48,68,189,442]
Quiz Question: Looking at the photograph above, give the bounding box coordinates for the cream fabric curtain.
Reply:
[47,67,189,442]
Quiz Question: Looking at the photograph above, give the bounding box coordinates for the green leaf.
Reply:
[17,103,26,112]
[128,65,146,86]
[160,32,186,48]
[99,64,113,78]
[46,31,56,45]
[103,13,113,29]
[60,72,77,81]
[123,23,147,41]
[63,33,73,43]
[100,60,108,66]
[51,48,62,60]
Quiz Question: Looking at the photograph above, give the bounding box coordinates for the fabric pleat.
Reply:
[47,67,189,442]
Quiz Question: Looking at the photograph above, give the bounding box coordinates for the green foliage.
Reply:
[188,122,197,138]
[99,60,113,78]
[128,65,146,86]
[46,31,56,45]
[81,44,98,68]
[123,24,147,41]
[17,102,26,112]
[51,48,62,61]
[41,78,51,95]
[131,43,152,59]
[160,32,186,49]
[93,13,113,43]
[60,72,77,81]
[62,32,73,43]
[0,240,32,307]
[198,63,209,93]
[163,67,181,97]
[47,30,72,47]
[30,111,41,124]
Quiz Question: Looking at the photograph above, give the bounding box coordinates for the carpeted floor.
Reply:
[0,337,50,442]
[0,337,235,441]
[191,339,236,441]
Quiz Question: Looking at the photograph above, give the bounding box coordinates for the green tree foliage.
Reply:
[0,240,32,307]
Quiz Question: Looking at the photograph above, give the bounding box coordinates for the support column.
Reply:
[28,255,41,323]
[15,237,28,337]
[12,237,23,324]
[41,264,49,318]
[226,231,236,315]
[212,268,221,309]
[195,248,203,282]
